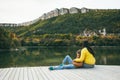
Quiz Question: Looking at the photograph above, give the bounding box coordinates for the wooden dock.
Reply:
[0,65,120,80]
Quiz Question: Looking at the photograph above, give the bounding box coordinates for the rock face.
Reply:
[59,8,69,15]
[81,7,89,13]
[53,8,59,17]
[40,14,47,20]
[29,7,89,25]
[0,7,89,27]
[69,7,80,14]
[40,7,89,20]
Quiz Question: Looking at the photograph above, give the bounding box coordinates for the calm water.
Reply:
[0,46,120,68]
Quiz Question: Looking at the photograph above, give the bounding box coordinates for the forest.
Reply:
[1,9,120,48]
[0,27,21,49]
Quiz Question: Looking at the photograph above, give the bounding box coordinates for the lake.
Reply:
[0,46,120,68]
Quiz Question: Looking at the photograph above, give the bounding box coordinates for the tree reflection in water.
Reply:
[0,46,120,68]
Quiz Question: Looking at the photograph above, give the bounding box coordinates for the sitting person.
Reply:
[49,49,82,70]
[49,40,96,70]
[73,40,96,68]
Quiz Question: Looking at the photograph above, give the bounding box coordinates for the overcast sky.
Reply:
[0,0,120,23]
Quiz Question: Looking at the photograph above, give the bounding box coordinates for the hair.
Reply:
[76,49,81,54]
[82,40,95,57]
[76,49,81,58]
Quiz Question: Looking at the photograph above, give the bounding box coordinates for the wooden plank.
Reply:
[65,68,91,80]
[50,69,68,80]
[14,67,20,80]
[30,67,39,80]
[37,67,49,80]
[45,67,65,80]
[18,68,24,80]
[27,67,33,80]
[0,65,120,80]
[85,68,110,80]
[40,67,65,80]
[97,65,120,73]
[8,67,17,80]
[0,69,3,77]
[33,67,44,80]
[0,68,10,80]
[94,65,120,80]
[80,65,119,80]
[66,69,87,80]
[43,66,85,80]
[55,70,78,80]
[3,68,14,80]
[40,67,55,80]
[23,67,28,80]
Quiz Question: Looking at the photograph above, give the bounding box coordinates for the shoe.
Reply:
[59,64,64,66]
[49,66,54,70]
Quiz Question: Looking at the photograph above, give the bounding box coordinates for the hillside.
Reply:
[0,27,21,49]
[3,9,120,37]
[1,9,120,46]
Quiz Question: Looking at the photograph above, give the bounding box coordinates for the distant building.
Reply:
[83,28,98,37]
[99,28,106,36]
[0,23,18,27]
[83,29,92,37]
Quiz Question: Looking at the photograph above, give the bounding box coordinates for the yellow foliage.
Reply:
[54,39,62,42]
[33,38,40,42]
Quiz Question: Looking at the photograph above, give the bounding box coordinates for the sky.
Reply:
[0,0,120,23]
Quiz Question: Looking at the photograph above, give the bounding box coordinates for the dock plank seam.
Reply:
[27,67,34,80]
[39,67,50,80]
[23,67,28,80]
[0,68,10,80]
[33,67,44,80]
[9,68,17,80]
[31,67,39,80]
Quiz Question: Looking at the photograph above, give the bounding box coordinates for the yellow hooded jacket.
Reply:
[74,48,96,65]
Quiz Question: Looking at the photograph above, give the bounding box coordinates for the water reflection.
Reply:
[0,46,120,68]
[94,46,120,65]
[99,56,107,64]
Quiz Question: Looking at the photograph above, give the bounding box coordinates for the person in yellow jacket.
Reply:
[48,40,96,70]
[73,40,96,68]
